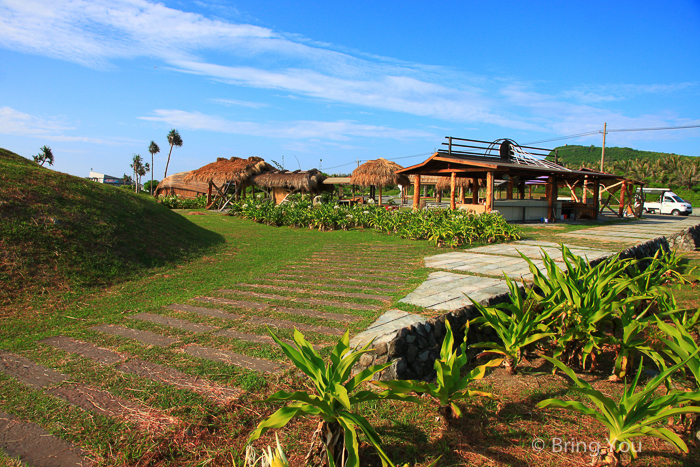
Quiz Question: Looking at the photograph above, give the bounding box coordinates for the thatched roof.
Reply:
[435,176,480,191]
[251,169,326,193]
[185,156,273,185]
[155,171,210,196]
[407,174,442,185]
[350,158,410,187]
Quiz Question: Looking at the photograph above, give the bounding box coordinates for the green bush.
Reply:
[159,195,207,209]
[228,200,521,247]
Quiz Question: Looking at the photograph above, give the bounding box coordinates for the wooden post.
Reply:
[207,181,212,207]
[450,172,456,210]
[436,189,442,203]
[472,178,479,204]
[528,185,532,199]
[506,179,513,199]
[378,185,383,206]
[618,180,626,217]
[423,185,428,197]
[485,171,494,213]
[547,176,555,222]
[593,179,600,220]
[459,185,465,204]
[413,175,421,210]
[518,181,525,200]
[582,176,588,204]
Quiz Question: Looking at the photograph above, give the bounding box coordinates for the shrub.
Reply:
[159,195,207,209]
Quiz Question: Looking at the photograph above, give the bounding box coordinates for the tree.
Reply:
[148,141,160,195]
[673,158,700,190]
[130,154,150,193]
[33,145,54,166]
[122,173,133,184]
[163,129,182,179]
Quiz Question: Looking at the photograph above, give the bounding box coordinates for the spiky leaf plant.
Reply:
[248,328,417,467]
[469,275,555,374]
[538,355,700,465]
[375,320,501,421]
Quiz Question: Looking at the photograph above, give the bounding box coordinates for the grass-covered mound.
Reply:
[0,148,223,307]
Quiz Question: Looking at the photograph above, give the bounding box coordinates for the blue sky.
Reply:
[0,0,699,179]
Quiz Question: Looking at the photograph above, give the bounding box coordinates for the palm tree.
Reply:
[148,141,160,195]
[163,129,182,179]
[673,159,700,190]
[130,154,150,193]
[33,145,54,166]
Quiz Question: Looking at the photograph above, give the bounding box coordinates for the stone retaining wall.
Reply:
[355,222,700,382]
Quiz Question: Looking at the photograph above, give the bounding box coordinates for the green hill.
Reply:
[549,144,691,168]
[0,148,223,307]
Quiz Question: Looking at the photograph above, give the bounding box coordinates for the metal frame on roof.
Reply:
[441,137,571,171]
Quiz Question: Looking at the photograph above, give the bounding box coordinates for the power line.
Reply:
[524,123,700,146]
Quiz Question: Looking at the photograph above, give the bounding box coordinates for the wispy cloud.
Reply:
[563,82,697,103]
[0,106,130,144]
[138,109,436,141]
[210,98,269,108]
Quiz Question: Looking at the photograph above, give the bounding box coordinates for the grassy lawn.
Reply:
[1,206,699,466]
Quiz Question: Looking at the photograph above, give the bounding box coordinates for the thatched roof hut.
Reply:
[155,171,210,198]
[435,176,481,191]
[185,156,273,186]
[251,169,326,193]
[350,158,410,187]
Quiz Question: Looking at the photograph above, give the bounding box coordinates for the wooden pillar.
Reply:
[518,181,525,200]
[582,176,588,204]
[546,176,555,222]
[471,178,479,204]
[436,189,442,203]
[506,179,513,199]
[618,180,627,217]
[378,185,383,206]
[423,185,428,197]
[413,175,421,210]
[485,171,494,213]
[207,181,212,207]
[593,179,600,220]
[459,185,465,204]
[450,172,456,210]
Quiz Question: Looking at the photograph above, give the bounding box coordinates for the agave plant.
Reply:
[469,275,555,374]
[609,303,660,380]
[521,246,643,370]
[248,328,418,467]
[375,320,501,421]
[538,355,700,465]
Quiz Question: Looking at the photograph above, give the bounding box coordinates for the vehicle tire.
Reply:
[671,209,680,216]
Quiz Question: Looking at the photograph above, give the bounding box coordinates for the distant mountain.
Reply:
[548,145,692,168]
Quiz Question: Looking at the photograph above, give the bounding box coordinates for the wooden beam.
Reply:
[485,171,494,213]
[450,172,456,210]
[378,185,383,206]
[207,181,212,208]
[593,179,600,220]
[518,181,525,200]
[582,176,588,204]
[472,178,479,204]
[506,179,513,200]
[413,174,421,210]
[618,180,626,217]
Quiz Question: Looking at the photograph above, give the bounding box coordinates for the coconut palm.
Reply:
[130,154,150,193]
[33,145,54,166]
[672,159,700,190]
[163,129,182,179]
[148,141,160,195]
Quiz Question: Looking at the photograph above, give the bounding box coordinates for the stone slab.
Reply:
[213,329,324,351]
[91,324,178,347]
[219,289,380,311]
[236,283,390,302]
[193,296,269,310]
[247,316,344,336]
[130,313,217,333]
[183,345,283,373]
[262,278,395,294]
[287,265,406,280]
[0,410,91,467]
[0,351,68,388]
[273,306,362,323]
[267,273,403,287]
[42,337,240,404]
[349,310,425,349]
[167,304,243,321]
[400,271,509,311]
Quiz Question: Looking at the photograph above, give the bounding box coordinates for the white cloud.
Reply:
[0,106,130,144]
[210,98,269,108]
[138,109,436,141]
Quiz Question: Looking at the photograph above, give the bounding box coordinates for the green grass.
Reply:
[0,148,223,309]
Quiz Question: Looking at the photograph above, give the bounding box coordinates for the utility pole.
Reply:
[600,122,607,172]
[319,159,322,171]
[282,155,284,170]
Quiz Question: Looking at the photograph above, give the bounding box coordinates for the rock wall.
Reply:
[355,221,700,382]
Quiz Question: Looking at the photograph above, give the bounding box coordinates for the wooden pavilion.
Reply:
[350,158,410,206]
[250,169,327,204]
[397,137,639,221]
[185,156,273,210]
